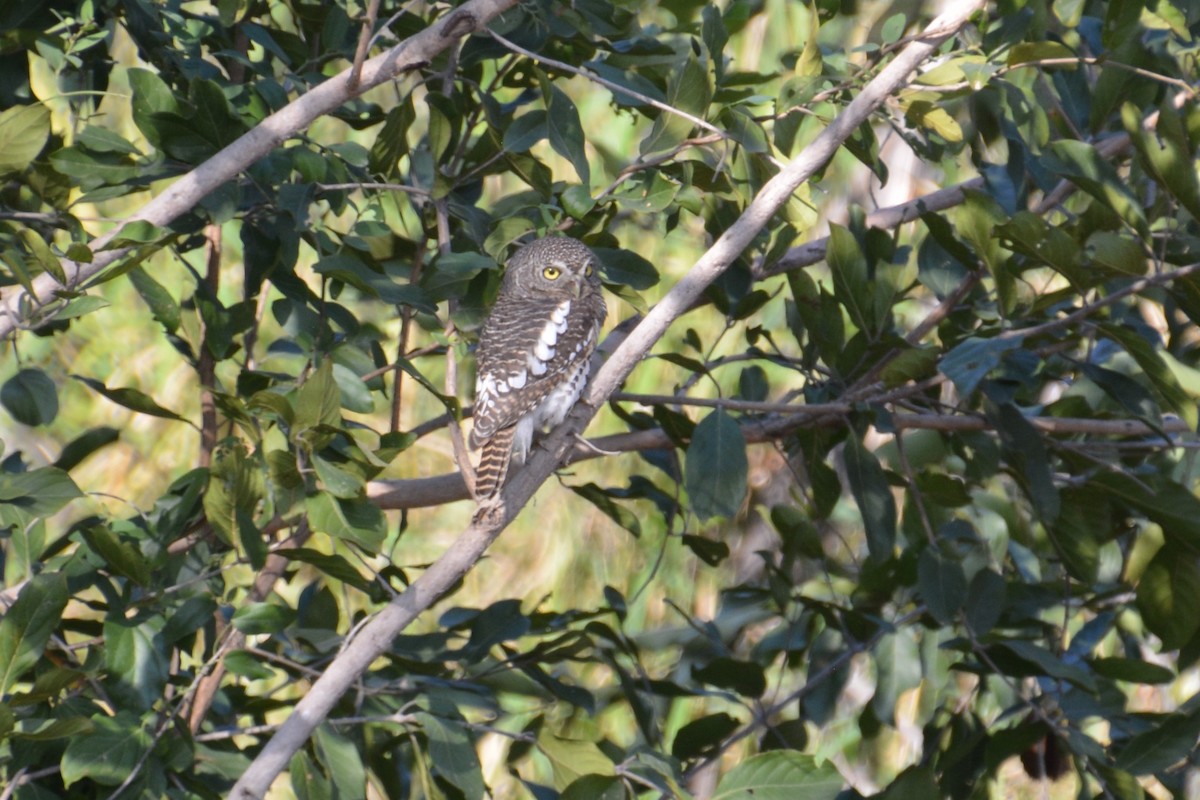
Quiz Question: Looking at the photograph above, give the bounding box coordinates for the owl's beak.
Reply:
[571,275,585,298]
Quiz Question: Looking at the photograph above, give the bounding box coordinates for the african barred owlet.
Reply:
[470,237,607,499]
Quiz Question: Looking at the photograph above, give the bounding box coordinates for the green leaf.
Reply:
[713,752,844,800]
[503,110,548,153]
[1123,101,1200,224]
[0,466,84,517]
[562,775,624,800]
[872,629,921,726]
[314,724,366,800]
[672,712,740,760]
[641,54,711,155]
[313,455,365,499]
[2,368,58,426]
[570,483,641,537]
[61,712,151,787]
[104,617,169,711]
[994,640,1097,691]
[843,436,896,562]
[1042,140,1148,237]
[305,491,386,552]
[685,409,748,520]
[1137,546,1200,649]
[546,84,590,185]
[276,548,374,594]
[0,103,51,175]
[1099,322,1197,429]
[992,403,1060,523]
[693,657,767,698]
[918,546,967,624]
[82,526,152,586]
[232,602,296,635]
[593,247,660,290]
[20,228,65,284]
[1090,657,1175,685]
[55,426,120,471]
[294,360,342,431]
[128,266,181,333]
[414,713,486,800]
[0,573,69,695]
[1115,709,1200,775]
[73,375,188,422]
[939,336,1024,398]
[827,224,871,334]
[538,731,616,790]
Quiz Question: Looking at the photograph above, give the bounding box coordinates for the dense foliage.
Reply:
[2,0,1200,797]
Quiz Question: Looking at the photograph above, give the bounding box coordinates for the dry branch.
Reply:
[228,4,987,796]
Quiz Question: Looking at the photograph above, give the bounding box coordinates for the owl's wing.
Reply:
[470,294,603,447]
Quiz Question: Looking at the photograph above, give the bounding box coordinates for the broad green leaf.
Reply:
[1091,657,1174,685]
[276,548,373,594]
[827,224,871,334]
[128,267,181,333]
[992,403,1060,523]
[843,436,896,561]
[1115,709,1200,774]
[61,712,151,787]
[503,110,548,153]
[0,573,69,695]
[685,410,748,520]
[918,546,967,624]
[55,426,119,470]
[104,617,170,711]
[964,568,1005,635]
[73,375,188,422]
[593,247,660,290]
[641,54,711,155]
[995,641,1097,691]
[713,752,843,800]
[305,491,386,552]
[872,629,921,726]
[314,724,366,800]
[1043,140,1148,237]
[82,526,152,586]
[1137,546,1200,649]
[1099,322,1198,429]
[416,713,486,800]
[693,657,767,698]
[546,84,590,185]
[562,775,623,800]
[232,602,295,635]
[570,483,641,537]
[294,360,342,431]
[2,368,58,426]
[672,713,740,760]
[1122,101,1200,224]
[0,104,50,175]
[20,228,65,284]
[313,454,365,498]
[0,466,84,517]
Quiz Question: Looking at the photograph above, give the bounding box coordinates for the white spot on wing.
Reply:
[507,370,527,389]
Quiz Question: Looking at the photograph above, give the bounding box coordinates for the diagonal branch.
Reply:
[0,0,520,339]
[227,4,986,796]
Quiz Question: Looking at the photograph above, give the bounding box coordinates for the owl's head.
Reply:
[504,237,601,298]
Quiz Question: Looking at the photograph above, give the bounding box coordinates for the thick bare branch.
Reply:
[0,0,519,339]
[228,6,985,795]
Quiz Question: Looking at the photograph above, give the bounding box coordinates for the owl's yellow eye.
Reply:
[543,266,561,280]
[584,264,594,277]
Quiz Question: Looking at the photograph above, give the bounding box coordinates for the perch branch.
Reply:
[227,7,985,796]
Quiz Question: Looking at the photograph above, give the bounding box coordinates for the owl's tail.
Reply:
[474,427,515,499]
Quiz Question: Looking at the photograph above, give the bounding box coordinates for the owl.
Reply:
[470,237,607,499]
